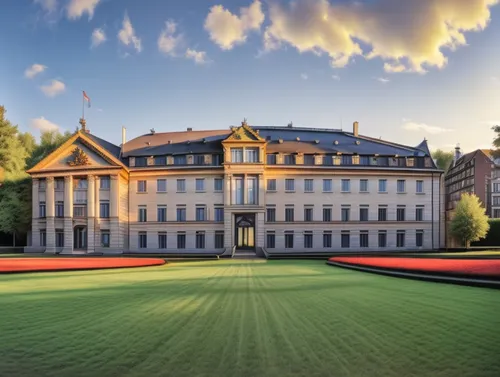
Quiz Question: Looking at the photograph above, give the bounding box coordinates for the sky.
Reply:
[1,0,500,153]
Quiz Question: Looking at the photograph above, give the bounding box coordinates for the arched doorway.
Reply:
[74,226,87,250]
[235,214,255,249]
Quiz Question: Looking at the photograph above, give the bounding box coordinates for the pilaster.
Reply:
[258,174,265,206]
[62,176,73,254]
[32,178,39,219]
[256,212,265,248]
[110,175,120,250]
[87,175,95,252]
[45,177,56,253]
[224,174,231,206]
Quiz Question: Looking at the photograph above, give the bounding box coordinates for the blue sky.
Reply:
[1,0,500,153]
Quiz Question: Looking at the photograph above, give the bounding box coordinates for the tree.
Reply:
[0,178,32,237]
[492,125,500,159]
[27,130,72,169]
[432,149,454,172]
[0,106,29,180]
[450,193,490,249]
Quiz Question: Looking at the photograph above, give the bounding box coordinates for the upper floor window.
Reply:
[284,154,295,165]
[397,206,406,221]
[55,179,64,191]
[304,179,314,193]
[195,178,205,192]
[39,180,46,190]
[138,206,147,222]
[100,176,110,189]
[378,206,387,221]
[196,206,206,221]
[285,179,295,192]
[323,155,333,165]
[214,207,224,222]
[177,179,186,193]
[267,154,277,164]
[285,207,294,222]
[137,180,147,193]
[194,155,205,165]
[416,180,424,193]
[247,177,258,204]
[397,180,406,193]
[176,206,186,222]
[360,179,368,192]
[359,206,369,221]
[155,156,166,166]
[341,179,351,193]
[323,179,332,193]
[342,155,352,165]
[245,148,259,163]
[266,206,276,222]
[157,205,167,222]
[214,178,223,192]
[55,201,64,218]
[39,201,46,218]
[100,200,110,218]
[174,155,187,165]
[304,155,315,165]
[231,148,243,163]
[378,179,387,193]
[323,207,332,222]
[341,207,350,222]
[212,154,223,166]
[135,157,147,167]
[493,183,500,193]
[76,179,88,189]
[267,179,277,192]
[416,206,424,221]
[157,179,167,193]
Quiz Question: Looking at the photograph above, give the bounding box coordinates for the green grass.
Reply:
[1,260,499,377]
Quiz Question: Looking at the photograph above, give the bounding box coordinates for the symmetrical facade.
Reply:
[26,120,444,254]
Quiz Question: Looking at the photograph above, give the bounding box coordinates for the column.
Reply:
[63,176,73,253]
[31,179,40,247]
[110,174,120,250]
[45,177,56,253]
[87,175,95,252]
[224,173,232,248]
[258,174,265,207]
[224,174,231,205]
[243,174,248,205]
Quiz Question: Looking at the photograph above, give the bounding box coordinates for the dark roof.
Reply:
[86,133,121,159]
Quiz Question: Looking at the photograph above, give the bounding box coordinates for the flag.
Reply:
[83,91,91,108]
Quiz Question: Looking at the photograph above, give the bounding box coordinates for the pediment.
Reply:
[224,121,264,143]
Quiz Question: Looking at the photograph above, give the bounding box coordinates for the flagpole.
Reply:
[82,91,85,120]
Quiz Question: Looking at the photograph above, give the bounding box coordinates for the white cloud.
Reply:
[30,117,61,132]
[263,0,499,73]
[185,49,209,64]
[91,28,106,48]
[66,0,101,20]
[118,13,142,53]
[300,73,308,80]
[158,20,183,56]
[34,0,57,13]
[40,79,65,97]
[25,63,47,79]
[332,74,340,80]
[205,0,265,50]
[375,77,390,83]
[402,121,454,135]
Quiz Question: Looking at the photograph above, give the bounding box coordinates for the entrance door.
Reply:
[74,226,87,250]
[235,214,255,249]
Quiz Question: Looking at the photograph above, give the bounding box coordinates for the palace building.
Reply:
[26,119,445,255]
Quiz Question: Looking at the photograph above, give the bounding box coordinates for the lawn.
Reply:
[1,260,499,377]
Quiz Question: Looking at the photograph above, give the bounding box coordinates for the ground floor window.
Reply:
[397,230,405,248]
[378,231,387,247]
[341,231,350,248]
[266,232,275,248]
[323,231,332,248]
[215,231,224,249]
[55,230,64,248]
[285,231,294,249]
[40,229,46,247]
[494,209,500,218]
[416,230,424,247]
[304,232,313,248]
[158,232,167,249]
[196,231,205,249]
[101,231,110,248]
[360,231,369,248]
[139,232,147,248]
[177,232,186,249]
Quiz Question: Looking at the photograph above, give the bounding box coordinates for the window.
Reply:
[266,207,276,222]
[158,233,167,249]
[73,205,87,218]
[157,179,167,193]
[378,206,387,221]
[341,232,350,248]
[267,179,277,192]
[304,232,313,248]
[378,231,387,247]
[231,148,243,163]
[304,179,314,193]
[135,157,147,167]
[137,180,147,193]
[55,201,64,218]
[245,148,259,162]
[266,232,276,248]
[214,207,224,222]
[40,229,47,247]
[494,209,500,218]
[416,180,424,193]
[304,155,315,165]
[397,206,406,221]
[55,179,64,190]
[323,232,332,248]
[176,206,186,222]
[247,176,257,204]
[284,155,295,165]
[416,206,424,221]
[285,207,294,222]
[360,231,369,248]
[323,207,332,222]
[139,232,147,249]
[195,178,205,192]
[285,232,294,248]
[196,206,206,221]
[74,190,87,204]
[215,232,224,249]
[323,179,333,192]
[155,156,166,166]
[39,201,46,218]
[493,183,500,193]
[341,207,350,222]
[493,197,500,206]
[285,179,295,192]
[342,155,352,165]
[157,205,167,222]
[397,230,406,248]
[267,154,277,164]
[196,231,205,249]
[214,178,223,192]
[194,155,205,165]
[359,207,369,221]
[100,177,110,189]
[100,200,110,218]
[378,179,387,193]
[416,230,424,247]
[174,155,186,165]
[341,179,351,192]
[177,179,186,193]
[76,179,88,189]
[101,231,110,248]
[304,207,313,222]
[138,206,147,222]
[397,180,406,193]
[235,177,244,204]
[360,179,368,192]
[177,233,186,249]
[55,230,64,248]
[39,180,46,190]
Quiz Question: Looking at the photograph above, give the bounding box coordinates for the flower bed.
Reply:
[328,256,500,278]
[0,258,166,273]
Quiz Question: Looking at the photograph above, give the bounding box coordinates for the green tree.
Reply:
[0,178,32,238]
[492,125,500,159]
[432,149,454,172]
[450,193,490,249]
[0,106,29,180]
[27,130,72,169]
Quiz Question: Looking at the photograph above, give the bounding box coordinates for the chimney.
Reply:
[353,121,359,137]
[187,127,193,132]
[122,127,127,146]
[454,144,462,164]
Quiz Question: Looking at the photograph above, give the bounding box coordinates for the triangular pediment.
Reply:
[27,131,127,174]
[224,121,264,142]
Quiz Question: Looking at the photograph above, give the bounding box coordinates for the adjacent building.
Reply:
[26,119,444,255]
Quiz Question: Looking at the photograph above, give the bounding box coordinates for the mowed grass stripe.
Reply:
[1,260,500,377]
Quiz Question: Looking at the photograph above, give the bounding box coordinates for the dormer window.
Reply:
[231,148,243,163]
[174,155,187,165]
[231,147,260,163]
[284,154,295,165]
[245,148,259,162]
[135,157,147,167]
